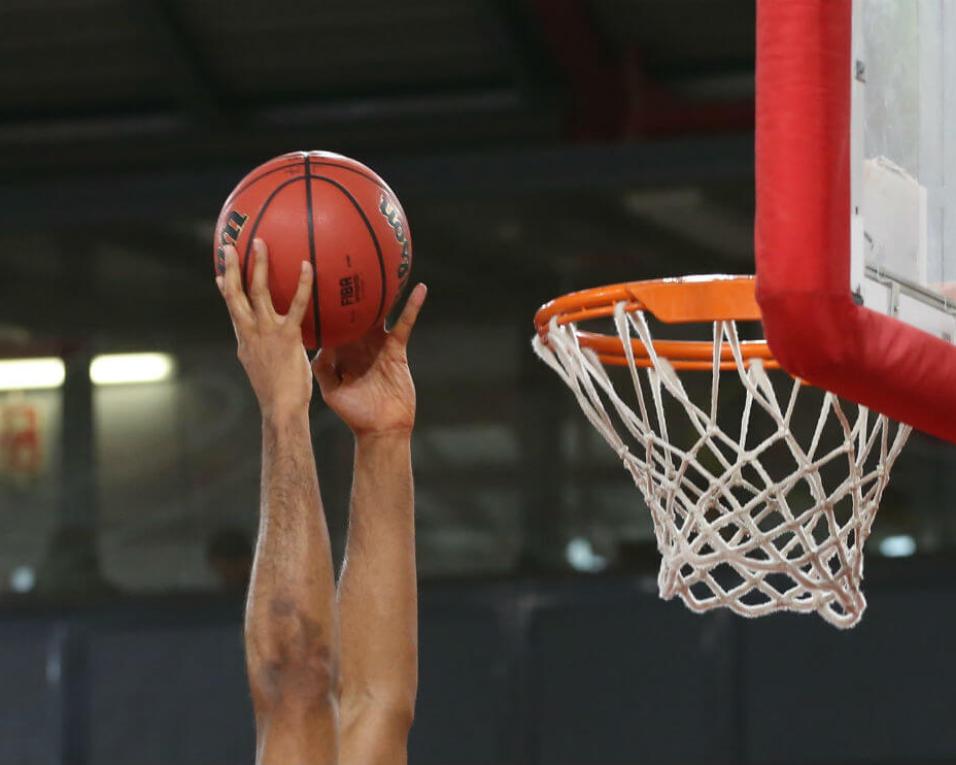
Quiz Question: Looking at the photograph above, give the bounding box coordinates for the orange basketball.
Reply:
[213,151,412,349]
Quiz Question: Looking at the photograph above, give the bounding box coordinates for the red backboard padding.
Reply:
[755,0,956,444]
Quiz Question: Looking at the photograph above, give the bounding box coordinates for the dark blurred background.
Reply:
[2,1,956,764]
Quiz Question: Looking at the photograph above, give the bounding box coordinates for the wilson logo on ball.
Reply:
[379,194,411,285]
[216,211,249,273]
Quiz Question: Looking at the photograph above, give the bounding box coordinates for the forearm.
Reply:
[245,409,339,711]
[337,432,418,718]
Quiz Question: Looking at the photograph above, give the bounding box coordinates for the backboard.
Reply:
[755,0,956,443]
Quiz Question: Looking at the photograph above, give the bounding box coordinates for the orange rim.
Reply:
[534,275,779,370]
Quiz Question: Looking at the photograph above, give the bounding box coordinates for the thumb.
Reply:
[389,283,427,347]
[311,348,339,392]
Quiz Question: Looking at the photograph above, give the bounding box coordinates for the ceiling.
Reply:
[0,0,758,350]
[0,0,755,174]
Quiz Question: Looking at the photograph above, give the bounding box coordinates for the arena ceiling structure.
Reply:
[0,0,756,345]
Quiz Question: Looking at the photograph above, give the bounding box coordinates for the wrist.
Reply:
[261,402,311,431]
[354,428,413,449]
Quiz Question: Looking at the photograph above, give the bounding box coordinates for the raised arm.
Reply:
[313,284,427,765]
[217,239,338,765]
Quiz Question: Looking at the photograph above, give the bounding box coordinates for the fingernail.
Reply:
[215,276,224,291]
[300,261,310,276]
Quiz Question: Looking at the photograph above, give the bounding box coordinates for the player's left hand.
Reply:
[217,238,315,422]
[312,283,427,438]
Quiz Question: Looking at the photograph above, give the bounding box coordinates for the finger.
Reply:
[248,239,276,319]
[285,261,313,326]
[220,246,255,327]
[389,283,427,347]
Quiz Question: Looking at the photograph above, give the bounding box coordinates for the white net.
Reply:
[533,302,911,629]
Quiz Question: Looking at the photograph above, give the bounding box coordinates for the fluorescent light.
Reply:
[0,357,65,391]
[9,566,35,593]
[879,534,917,558]
[90,353,175,386]
[566,537,608,573]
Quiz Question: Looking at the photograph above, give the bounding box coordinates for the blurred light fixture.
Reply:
[879,534,917,558]
[566,537,608,573]
[0,357,65,391]
[9,565,35,593]
[90,353,175,386]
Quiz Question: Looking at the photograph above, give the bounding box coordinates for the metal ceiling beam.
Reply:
[526,0,754,139]
[0,136,753,229]
[525,0,631,140]
[484,0,562,107]
[124,0,223,123]
[0,91,521,146]
[0,88,544,178]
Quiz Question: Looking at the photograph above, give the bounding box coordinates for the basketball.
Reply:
[213,151,412,349]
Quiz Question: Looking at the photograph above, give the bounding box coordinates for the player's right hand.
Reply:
[312,283,426,439]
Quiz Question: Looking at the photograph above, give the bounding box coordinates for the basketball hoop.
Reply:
[533,275,911,629]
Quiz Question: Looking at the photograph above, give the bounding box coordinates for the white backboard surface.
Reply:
[852,0,956,341]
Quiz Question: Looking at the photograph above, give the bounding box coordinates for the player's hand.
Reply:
[216,238,314,421]
[312,283,427,438]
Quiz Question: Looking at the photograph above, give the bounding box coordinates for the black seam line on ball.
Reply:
[230,159,306,199]
[309,174,388,323]
[242,176,306,293]
[308,159,389,192]
[310,159,409,241]
[304,156,322,345]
